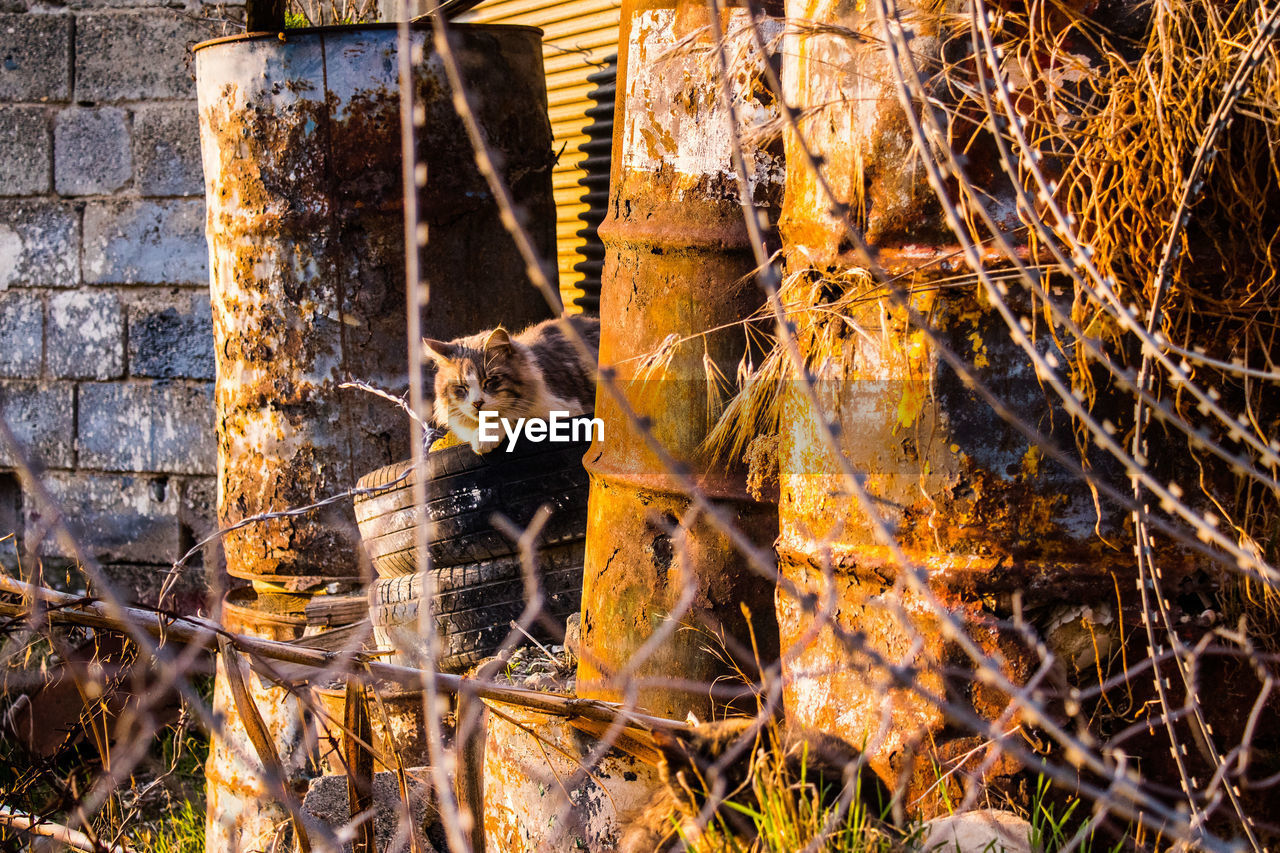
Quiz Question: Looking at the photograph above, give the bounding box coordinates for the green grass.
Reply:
[669,748,1126,853]
[0,656,212,853]
[140,798,205,853]
[1028,776,1125,853]
[672,733,896,853]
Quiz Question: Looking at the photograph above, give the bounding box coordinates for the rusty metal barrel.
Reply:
[483,668,659,851]
[773,0,1142,806]
[576,0,785,720]
[312,681,436,774]
[195,23,558,849]
[194,23,556,589]
[205,590,312,852]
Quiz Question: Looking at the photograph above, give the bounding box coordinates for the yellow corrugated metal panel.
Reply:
[537,12,620,43]
[543,48,614,76]
[490,0,616,27]
[461,0,619,312]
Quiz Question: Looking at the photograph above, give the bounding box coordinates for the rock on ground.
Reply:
[915,810,1037,853]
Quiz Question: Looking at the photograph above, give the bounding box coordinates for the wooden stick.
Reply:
[0,575,686,735]
[0,806,137,853]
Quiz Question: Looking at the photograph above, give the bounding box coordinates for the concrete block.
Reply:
[132,102,203,196]
[0,14,71,101]
[0,105,50,196]
[74,11,222,102]
[0,380,74,468]
[77,380,214,474]
[126,290,214,379]
[86,562,211,610]
[0,200,79,289]
[54,107,131,196]
[0,472,19,567]
[176,474,223,592]
[83,199,206,284]
[177,474,217,545]
[0,290,41,377]
[68,0,196,8]
[46,289,124,379]
[23,470,179,565]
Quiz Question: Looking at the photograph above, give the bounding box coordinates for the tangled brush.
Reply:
[968,0,1280,610]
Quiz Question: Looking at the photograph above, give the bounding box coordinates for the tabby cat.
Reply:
[619,717,894,853]
[423,315,600,454]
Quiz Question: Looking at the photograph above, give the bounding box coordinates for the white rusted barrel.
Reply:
[205,590,313,853]
[483,668,659,851]
[311,681,441,775]
[194,23,557,590]
[195,22,559,850]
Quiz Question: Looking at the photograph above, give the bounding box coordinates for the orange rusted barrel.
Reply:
[194,24,556,589]
[779,0,957,269]
[773,0,1143,807]
[576,0,785,720]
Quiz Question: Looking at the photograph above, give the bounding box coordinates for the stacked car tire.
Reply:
[353,434,591,673]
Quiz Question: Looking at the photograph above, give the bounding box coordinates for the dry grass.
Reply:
[284,0,379,27]
[964,0,1280,617]
[700,267,886,467]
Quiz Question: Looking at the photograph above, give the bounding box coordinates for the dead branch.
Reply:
[0,573,686,737]
[0,806,137,853]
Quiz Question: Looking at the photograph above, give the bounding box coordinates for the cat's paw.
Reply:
[470,435,503,455]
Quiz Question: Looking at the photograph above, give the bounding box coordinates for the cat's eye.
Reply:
[482,377,503,393]
[451,385,467,400]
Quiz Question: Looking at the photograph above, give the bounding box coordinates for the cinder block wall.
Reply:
[0,0,243,604]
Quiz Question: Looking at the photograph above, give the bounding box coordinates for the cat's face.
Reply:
[424,328,537,429]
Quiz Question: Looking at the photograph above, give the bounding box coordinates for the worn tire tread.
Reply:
[354,439,590,576]
[369,545,584,673]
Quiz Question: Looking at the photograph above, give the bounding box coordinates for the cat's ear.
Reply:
[484,327,512,351]
[422,338,456,364]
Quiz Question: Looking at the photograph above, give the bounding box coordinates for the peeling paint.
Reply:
[621,9,784,204]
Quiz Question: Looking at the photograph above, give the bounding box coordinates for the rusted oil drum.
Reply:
[484,689,660,851]
[206,589,313,852]
[772,0,1140,808]
[194,24,556,588]
[576,0,786,719]
[774,288,1142,803]
[778,0,1019,271]
[312,681,439,774]
[780,0,942,268]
